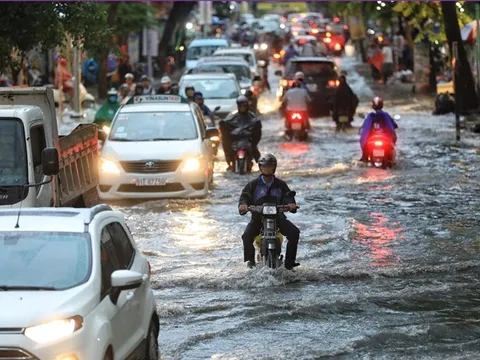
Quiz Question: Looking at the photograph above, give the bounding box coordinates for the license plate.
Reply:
[373,149,385,157]
[339,115,349,123]
[307,83,317,91]
[292,123,302,130]
[135,178,167,186]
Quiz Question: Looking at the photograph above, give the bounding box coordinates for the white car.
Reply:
[0,205,159,360]
[213,47,259,76]
[179,73,241,120]
[99,94,218,200]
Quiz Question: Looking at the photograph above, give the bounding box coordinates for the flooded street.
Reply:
[90,57,480,359]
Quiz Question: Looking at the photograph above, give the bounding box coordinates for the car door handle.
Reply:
[126,291,135,301]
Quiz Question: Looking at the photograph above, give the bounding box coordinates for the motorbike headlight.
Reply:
[102,126,111,135]
[263,206,277,215]
[260,43,268,51]
[254,44,259,50]
[100,158,120,174]
[25,316,83,344]
[182,156,203,172]
[241,89,247,95]
[210,136,220,142]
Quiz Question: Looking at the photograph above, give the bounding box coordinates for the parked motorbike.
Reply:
[285,110,309,141]
[249,195,298,269]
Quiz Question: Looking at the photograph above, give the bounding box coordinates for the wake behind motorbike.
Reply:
[248,195,299,269]
[285,110,309,141]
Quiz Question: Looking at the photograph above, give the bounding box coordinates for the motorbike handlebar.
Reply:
[247,204,299,213]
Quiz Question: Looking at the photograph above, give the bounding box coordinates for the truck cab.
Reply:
[0,87,99,208]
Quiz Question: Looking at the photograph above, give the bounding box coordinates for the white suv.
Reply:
[0,205,159,360]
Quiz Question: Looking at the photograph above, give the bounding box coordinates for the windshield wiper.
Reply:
[110,138,133,142]
[142,138,189,141]
[0,285,57,291]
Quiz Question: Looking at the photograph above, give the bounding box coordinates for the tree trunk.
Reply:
[404,22,414,69]
[429,42,437,94]
[98,3,119,99]
[441,1,477,112]
[157,2,195,75]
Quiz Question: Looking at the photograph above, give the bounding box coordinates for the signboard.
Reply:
[142,27,158,57]
[347,14,366,40]
[257,2,308,12]
[126,95,188,105]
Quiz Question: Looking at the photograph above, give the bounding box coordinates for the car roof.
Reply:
[189,38,229,47]
[181,73,237,80]
[214,48,254,54]
[290,56,334,63]
[0,205,120,233]
[197,56,249,65]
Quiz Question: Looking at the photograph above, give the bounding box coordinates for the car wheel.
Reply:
[146,319,159,360]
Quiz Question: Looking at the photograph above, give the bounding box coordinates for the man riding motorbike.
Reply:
[94,88,119,128]
[332,75,359,128]
[156,75,173,94]
[238,154,300,270]
[244,90,258,115]
[294,71,309,91]
[359,97,398,162]
[193,92,214,119]
[219,96,262,170]
[281,80,311,132]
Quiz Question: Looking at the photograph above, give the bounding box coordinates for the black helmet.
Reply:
[236,95,248,105]
[258,154,277,175]
[244,90,253,99]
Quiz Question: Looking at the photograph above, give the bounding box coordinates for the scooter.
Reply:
[248,195,299,269]
[285,110,309,141]
[364,134,396,168]
[335,110,352,132]
[231,138,253,174]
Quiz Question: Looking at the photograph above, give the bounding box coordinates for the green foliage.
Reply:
[393,1,472,43]
[0,2,108,73]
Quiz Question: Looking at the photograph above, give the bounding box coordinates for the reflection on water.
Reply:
[352,213,405,268]
[356,168,396,184]
[279,142,310,155]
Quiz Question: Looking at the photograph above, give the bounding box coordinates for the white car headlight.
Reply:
[102,125,111,135]
[260,43,268,51]
[100,157,120,174]
[263,206,277,215]
[182,157,203,172]
[254,44,259,50]
[25,316,83,344]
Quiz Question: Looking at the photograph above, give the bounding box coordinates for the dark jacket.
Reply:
[238,176,296,220]
[333,82,358,115]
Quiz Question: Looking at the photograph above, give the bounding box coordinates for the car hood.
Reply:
[0,285,96,328]
[186,60,199,69]
[239,79,252,89]
[204,99,237,115]
[103,138,202,161]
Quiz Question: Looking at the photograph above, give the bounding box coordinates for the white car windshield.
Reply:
[187,45,226,60]
[181,79,240,99]
[0,231,91,290]
[215,53,254,67]
[110,111,198,142]
[195,64,251,82]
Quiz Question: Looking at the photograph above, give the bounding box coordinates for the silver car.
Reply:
[179,73,241,120]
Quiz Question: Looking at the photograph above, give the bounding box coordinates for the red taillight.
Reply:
[291,112,302,120]
[374,141,383,146]
[148,262,152,276]
[238,150,245,159]
[328,80,340,87]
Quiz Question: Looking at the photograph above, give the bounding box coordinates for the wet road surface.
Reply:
[90,57,480,359]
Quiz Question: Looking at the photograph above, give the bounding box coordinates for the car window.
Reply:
[180,79,239,99]
[287,62,336,77]
[107,222,135,270]
[110,111,198,141]
[0,118,28,187]
[192,104,207,137]
[100,226,121,297]
[187,45,227,60]
[0,231,91,291]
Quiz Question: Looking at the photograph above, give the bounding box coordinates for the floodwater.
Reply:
[62,56,480,359]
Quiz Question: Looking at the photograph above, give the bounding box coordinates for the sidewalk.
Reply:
[354,62,435,108]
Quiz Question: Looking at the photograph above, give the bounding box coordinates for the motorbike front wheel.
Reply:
[267,248,277,269]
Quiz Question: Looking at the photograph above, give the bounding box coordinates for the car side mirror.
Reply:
[42,148,59,176]
[214,106,221,112]
[110,270,143,305]
[275,70,283,76]
[285,190,296,197]
[253,75,261,82]
[206,127,219,139]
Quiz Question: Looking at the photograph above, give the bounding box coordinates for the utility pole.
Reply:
[453,41,461,142]
[476,3,480,99]
[71,46,82,119]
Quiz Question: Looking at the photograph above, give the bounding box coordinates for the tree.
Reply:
[83,2,154,98]
[157,2,196,74]
[441,1,477,112]
[0,2,107,84]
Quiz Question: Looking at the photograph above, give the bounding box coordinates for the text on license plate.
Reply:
[373,149,385,157]
[307,84,317,91]
[292,123,302,130]
[136,178,167,186]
